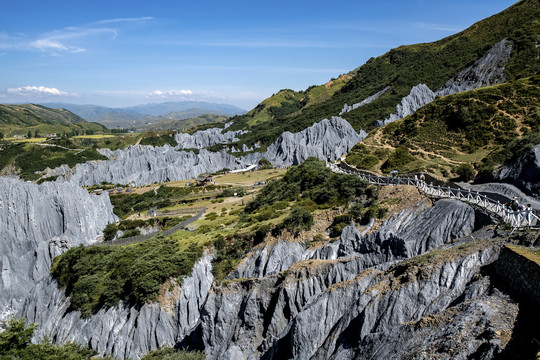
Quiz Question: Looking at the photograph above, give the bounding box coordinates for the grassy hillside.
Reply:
[0,104,107,137]
[345,76,540,179]
[138,113,229,132]
[226,0,539,149]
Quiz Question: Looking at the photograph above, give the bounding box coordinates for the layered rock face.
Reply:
[38,253,214,360]
[192,198,516,359]
[0,177,116,324]
[244,116,367,167]
[66,146,243,186]
[58,116,365,186]
[377,39,514,126]
[495,144,540,199]
[339,86,390,115]
[0,177,214,360]
[175,126,247,149]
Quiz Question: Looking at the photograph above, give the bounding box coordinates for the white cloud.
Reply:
[147,89,194,98]
[0,17,150,55]
[93,17,153,25]
[7,85,70,96]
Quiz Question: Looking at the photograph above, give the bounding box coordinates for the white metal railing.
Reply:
[328,162,540,229]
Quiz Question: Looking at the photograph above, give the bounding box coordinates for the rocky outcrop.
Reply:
[175,126,247,149]
[339,86,390,115]
[377,39,514,126]
[195,199,505,359]
[199,238,504,359]
[32,253,214,360]
[437,39,513,96]
[494,144,540,199]
[0,176,215,359]
[65,146,244,186]
[57,116,365,186]
[232,198,475,279]
[376,84,436,126]
[244,116,367,167]
[0,177,116,324]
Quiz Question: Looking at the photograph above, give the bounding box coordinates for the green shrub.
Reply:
[141,347,205,360]
[455,163,475,181]
[0,318,107,359]
[282,206,313,235]
[103,223,118,241]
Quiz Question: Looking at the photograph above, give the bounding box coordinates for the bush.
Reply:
[455,163,475,181]
[282,206,313,235]
[141,347,205,360]
[0,318,105,359]
[103,223,118,241]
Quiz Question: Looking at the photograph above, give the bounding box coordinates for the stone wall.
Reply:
[495,244,540,307]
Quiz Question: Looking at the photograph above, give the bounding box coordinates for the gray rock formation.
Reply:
[377,39,514,126]
[376,84,436,126]
[196,198,505,359]
[199,238,503,359]
[65,146,244,186]
[437,39,513,96]
[33,253,214,360]
[231,198,474,279]
[0,176,215,360]
[0,177,116,324]
[494,144,540,199]
[339,86,390,115]
[175,127,247,150]
[56,116,364,186]
[244,116,367,167]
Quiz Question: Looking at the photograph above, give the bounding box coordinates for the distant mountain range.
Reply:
[41,101,246,128]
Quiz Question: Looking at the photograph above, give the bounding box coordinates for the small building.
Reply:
[195,173,213,186]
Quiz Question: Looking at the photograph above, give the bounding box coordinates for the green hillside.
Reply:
[137,113,229,132]
[346,76,540,179]
[226,0,539,149]
[0,104,107,137]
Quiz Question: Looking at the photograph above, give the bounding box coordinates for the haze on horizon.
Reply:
[0,0,515,110]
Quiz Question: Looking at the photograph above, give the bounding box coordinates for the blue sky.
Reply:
[0,0,516,110]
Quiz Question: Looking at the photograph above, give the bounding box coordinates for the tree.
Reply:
[455,163,475,181]
[27,130,32,138]
[103,223,118,241]
[0,318,36,354]
[0,132,4,139]
[34,130,39,138]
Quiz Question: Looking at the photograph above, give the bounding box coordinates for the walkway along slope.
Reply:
[100,207,206,246]
[329,162,540,230]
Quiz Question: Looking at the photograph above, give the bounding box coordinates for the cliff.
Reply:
[0,177,116,325]
[65,146,243,186]
[244,116,367,166]
[0,177,215,360]
[175,126,247,149]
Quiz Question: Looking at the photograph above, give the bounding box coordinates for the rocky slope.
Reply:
[65,146,243,186]
[181,197,521,359]
[494,144,540,199]
[0,177,116,324]
[377,39,513,126]
[57,116,366,186]
[175,125,247,149]
[0,177,215,360]
[244,116,367,166]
